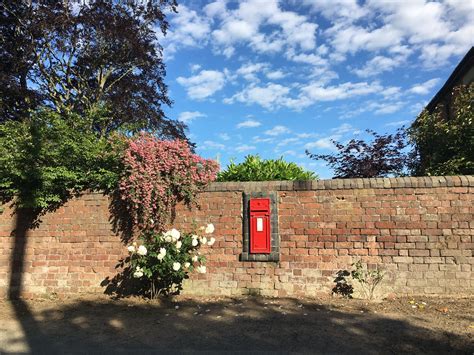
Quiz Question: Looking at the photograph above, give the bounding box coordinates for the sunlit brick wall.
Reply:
[0,176,472,298]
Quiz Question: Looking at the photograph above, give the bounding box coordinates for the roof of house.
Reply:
[426,46,474,113]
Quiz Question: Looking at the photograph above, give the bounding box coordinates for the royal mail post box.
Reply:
[249,198,271,254]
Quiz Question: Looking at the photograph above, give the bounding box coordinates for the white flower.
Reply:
[173,262,181,271]
[207,237,216,246]
[200,236,207,245]
[192,255,198,262]
[192,238,198,247]
[157,247,166,261]
[127,245,136,253]
[176,241,182,249]
[133,266,144,278]
[196,265,206,273]
[184,262,191,269]
[164,229,180,242]
[170,228,181,241]
[137,245,147,256]
[150,218,155,225]
[205,223,215,234]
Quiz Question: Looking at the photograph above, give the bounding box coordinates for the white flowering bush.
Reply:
[126,224,216,298]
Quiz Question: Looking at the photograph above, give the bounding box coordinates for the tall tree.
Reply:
[306,129,410,178]
[0,0,184,138]
[408,84,473,176]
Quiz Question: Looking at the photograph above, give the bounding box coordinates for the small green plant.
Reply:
[351,260,385,300]
[127,224,216,298]
[217,155,317,181]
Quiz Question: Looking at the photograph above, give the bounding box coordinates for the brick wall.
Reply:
[0,176,473,298]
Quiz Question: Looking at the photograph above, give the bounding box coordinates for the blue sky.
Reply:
[159,0,473,178]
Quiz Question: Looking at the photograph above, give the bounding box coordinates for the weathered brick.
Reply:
[1,179,473,299]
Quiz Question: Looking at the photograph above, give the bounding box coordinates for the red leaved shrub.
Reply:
[119,133,219,233]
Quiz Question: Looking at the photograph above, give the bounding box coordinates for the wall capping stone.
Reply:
[205,175,474,192]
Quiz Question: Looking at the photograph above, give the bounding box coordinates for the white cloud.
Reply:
[353,53,409,78]
[225,83,291,110]
[370,101,404,115]
[304,136,339,150]
[321,0,474,69]
[218,133,231,141]
[300,81,383,102]
[178,111,206,124]
[266,70,286,80]
[236,62,270,82]
[409,78,440,95]
[208,0,317,57]
[287,51,328,66]
[235,144,256,153]
[277,137,299,147]
[419,39,473,68]
[237,119,261,128]
[327,23,403,54]
[281,150,297,156]
[213,19,256,44]
[381,86,402,99]
[253,136,274,143]
[331,123,354,135]
[264,125,290,136]
[368,0,450,44]
[296,132,320,139]
[226,79,391,111]
[268,8,317,51]
[204,0,228,19]
[190,64,201,72]
[163,5,211,56]
[199,140,226,150]
[177,70,226,100]
[304,0,368,22]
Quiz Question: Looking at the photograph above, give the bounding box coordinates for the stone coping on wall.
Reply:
[204,175,474,192]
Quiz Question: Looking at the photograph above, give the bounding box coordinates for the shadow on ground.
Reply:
[2,297,472,354]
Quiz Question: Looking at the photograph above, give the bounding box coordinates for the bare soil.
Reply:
[0,295,473,354]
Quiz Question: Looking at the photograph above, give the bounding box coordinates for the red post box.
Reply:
[249,198,271,254]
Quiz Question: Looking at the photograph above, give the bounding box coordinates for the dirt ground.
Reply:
[0,295,472,354]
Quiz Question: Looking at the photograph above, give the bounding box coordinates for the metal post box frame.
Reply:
[240,191,279,262]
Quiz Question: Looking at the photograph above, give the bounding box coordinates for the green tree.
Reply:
[0,109,123,214]
[217,155,317,182]
[408,84,474,176]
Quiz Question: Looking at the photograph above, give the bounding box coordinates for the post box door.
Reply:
[249,198,271,254]
[250,214,270,253]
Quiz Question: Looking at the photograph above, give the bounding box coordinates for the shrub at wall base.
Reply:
[106,134,219,298]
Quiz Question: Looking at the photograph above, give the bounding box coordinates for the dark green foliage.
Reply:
[408,84,474,176]
[0,109,123,213]
[332,270,353,299]
[217,155,317,182]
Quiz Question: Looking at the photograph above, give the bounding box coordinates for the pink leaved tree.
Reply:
[119,133,219,235]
